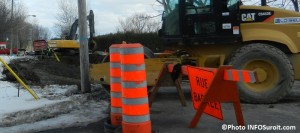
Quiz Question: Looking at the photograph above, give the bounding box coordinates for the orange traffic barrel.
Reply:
[120,43,151,133]
[110,44,123,126]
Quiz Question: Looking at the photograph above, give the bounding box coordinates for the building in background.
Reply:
[0,42,7,49]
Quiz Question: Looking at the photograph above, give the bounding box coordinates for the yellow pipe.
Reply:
[0,58,39,100]
[51,49,60,62]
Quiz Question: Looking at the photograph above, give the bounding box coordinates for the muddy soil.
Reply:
[2,56,83,87]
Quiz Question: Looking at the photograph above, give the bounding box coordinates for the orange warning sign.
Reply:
[187,66,223,120]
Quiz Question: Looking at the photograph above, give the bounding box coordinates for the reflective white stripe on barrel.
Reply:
[120,47,144,55]
[123,114,150,123]
[111,107,122,114]
[122,81,147,88]
[111,92,122,98]
[111,77,121,83]
[123,97,149,105]
[110,62,120,68]
[110,47,120,53]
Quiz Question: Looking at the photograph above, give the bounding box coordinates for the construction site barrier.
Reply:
[177,64,256,83]
[120,43,151,133]
[149,63,257,128]
[149,63,186,107]
[109,44,123,126]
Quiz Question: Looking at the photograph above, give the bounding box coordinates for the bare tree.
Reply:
[156,0,169,12]
[0,0,50,49]
[156,0,299,12]
[54,0,78,37]
[0,0,27,44]
[31,24,50,40]
[38,27,51,40]
[290,0,298,11]
[0,0,11,41]
[242,0,299,11]
[117,13,161,34]
[17,22,31,49]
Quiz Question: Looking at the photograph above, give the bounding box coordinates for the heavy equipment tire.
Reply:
[228,43,294,103]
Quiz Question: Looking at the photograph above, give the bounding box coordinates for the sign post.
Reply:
[148,63,256,128]
[149,63,187,107]
[186,66,245,128]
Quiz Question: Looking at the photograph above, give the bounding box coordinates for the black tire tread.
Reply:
[228,43,294,103]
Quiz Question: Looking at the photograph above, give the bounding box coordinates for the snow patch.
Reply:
[0,101,109,133]
[0,56,109,132]
[0,82,63,116]
[0,83,109,132]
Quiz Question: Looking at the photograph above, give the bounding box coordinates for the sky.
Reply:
[19,0,163,38]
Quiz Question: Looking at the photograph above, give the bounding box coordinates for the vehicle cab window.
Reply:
[227,0,239,11]
[165,0,179,14]
[185,0,213,15]
[163,0,180,35]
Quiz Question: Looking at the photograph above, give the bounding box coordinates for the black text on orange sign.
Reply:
[193,92,219,110]
[196,76,208,89]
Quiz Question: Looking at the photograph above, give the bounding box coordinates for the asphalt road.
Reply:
[39,81,300,133]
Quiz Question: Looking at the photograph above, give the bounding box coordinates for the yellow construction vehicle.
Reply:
[48,10,96,55]
[90,0,300,103]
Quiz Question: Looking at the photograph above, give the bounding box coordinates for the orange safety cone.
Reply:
[120,43,152,133]
[110,44,123,126]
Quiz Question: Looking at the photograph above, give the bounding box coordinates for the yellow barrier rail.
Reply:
[0,58,39,100]
[52,49,60,62]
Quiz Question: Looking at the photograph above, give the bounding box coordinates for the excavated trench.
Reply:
[1,55,104,87]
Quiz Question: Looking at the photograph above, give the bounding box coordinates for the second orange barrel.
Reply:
[120,43,151,133]
[110,44,123,126]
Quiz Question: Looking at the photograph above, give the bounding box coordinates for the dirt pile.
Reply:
[2,56,81,86]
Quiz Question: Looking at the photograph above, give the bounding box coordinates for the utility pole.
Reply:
[10,0,14,55]
[78,0,91,93]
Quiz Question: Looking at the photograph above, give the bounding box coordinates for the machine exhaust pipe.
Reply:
[261,0,267,6]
